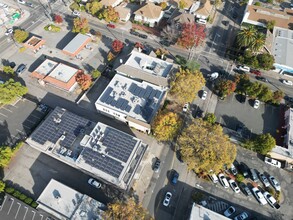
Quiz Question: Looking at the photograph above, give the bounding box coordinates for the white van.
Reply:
[209,174,219,183]
[196,18,207,25]
[218,173,229,188]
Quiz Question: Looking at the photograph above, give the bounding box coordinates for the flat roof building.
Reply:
[116,49,176,87]
[37,179,106,220]
[26,107,147,189]
[189,203,230,220]
[23,36,45,53]
[62,33,91,57]
[31,59,81,91]
[95,74,166,133]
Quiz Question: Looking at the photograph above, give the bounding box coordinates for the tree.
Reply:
[75,72,92,90]
[257,53,274,70]
[258,86,272,102]
[204,113,216,124]
[177,23,206,49]
[250,32,266,52]
[107,52,115,61]
[0,79,28,104]
[13,29,29,43]
[112,39,124,53]
[178,119,237,174]
[152,111,183,141]
[0,146,13,167]
[179,0,187,9]
[160,1,167,10]
[0,180,5,192]
[2,66,14,74]
[103,197,153,220]
[134,42,144,50]
[170,68,205,104]
[214,0,222,8]
[72,17,90,34]
[85,1,102,15]
[246,133,276,155]
[155,48,168,59]
[217,79,236,97]
[91,70,101,79]
[161,22,180,43]
[266,20,276,32]
[186,60,200,72]
[237,25,257,48]
[271,90,284,104]
[102,6,119,23]
[54,14,63,24]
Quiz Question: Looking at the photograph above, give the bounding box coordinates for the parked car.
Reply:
[218,173,229,188]
[183,103,189,112]
[88,178,101,189]
[5,28,13,36]
[263,192,280,209]
[107,23,115,28]
[230,164,238,176]
[237,65,250,72]
[130,29,139,36]
[259,173,270,188]
[171,170,179,185]
[264,157,281,168]
[238,162,249,178]
[153,157,161,173]
[18,0,26,4]
[252,187,267,205]
[255,76,268,82]
[201,90,207,100]
[208,174,218,184]
[253,99,260,109]
[229,179,240,193]
[25,2,34,8]
[138,33,148,39]
[234,212,249,220]
[224,206,236,217]
[250,69,261,76]
[163,192,172,207]
[248,168,259,182]
[16,64,26,75]
[281,79,293,86]
[72,10,80,17]
[160,40,171,47]
[196,18,207,25]
[269,176,281,191]
[238,182,252,196]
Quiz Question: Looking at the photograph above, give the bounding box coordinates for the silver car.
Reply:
[269,176,281,191]
[259,173,270,188]
[163,192,172,207]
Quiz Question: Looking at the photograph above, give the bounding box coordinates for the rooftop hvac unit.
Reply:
[60,135,66,140]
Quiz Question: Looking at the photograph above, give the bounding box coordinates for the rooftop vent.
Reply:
[54,117,62,124]
[60,135,66,140]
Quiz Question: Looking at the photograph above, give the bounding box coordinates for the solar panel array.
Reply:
[102,127,138,163]
[81,148,124,178]
[31,107,90,147]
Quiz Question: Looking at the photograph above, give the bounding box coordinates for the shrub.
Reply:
[275,191,281,203]
[266,187,274,195]
[24,197,33,205]
[70,2,80,11]
[19,194,27,201]
[91,70,101,79]
[44,24,61,32]
[31,201,38,208]
[5,187,15,194]
[254,2,261,6]
[235,174,244,182]
[19,47,26,53]
[0,181,5,192]
[13,190,21,198]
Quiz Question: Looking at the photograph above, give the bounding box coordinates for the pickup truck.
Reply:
[263,192,280,209]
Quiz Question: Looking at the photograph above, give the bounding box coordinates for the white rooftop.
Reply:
[95,74,166,123]
[37,179,105,220]
[63,33,90,54]
[34,59,58,76]
[285,108,293,157]
[48,63,79,82]
[189,203,230,220]
[124,50,173,78]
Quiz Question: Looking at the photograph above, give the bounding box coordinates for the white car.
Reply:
[263,192,280,209]
[196,18,207,25]
[253,99,260,109]
[72,10,81,17]
[88,178,101,189]
[5,28,13,36]
[201,90,207,100]
[224,206,236,217]
[218,173,229,188]
[183,103,189,112]
[269,176,281,191]
[163,192,172,207]
[18,0,26,4]
[234,212,249,220]
[229,179,240,193]
[264,157,281,168]
[252,187,267,205]
[230,164,238,176]
[281,79,293,86]
[238,65,250,72]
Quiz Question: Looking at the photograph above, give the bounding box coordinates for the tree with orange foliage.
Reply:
[111,39,124,53]
[75,71,92,90]
[72,17,90,34]
[177,23,206,49]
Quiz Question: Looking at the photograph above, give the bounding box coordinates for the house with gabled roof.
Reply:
[134,2,164,27]
[100,0,123,7]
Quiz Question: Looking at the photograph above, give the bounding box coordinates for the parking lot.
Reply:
[0,98,47,146]
[214,93,281,137]
[195,147,293,220]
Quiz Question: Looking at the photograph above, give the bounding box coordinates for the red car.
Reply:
[250,69,261,76]
[107,24,115,28]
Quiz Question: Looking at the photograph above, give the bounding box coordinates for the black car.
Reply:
[10,62,16,69]
[160,40,171,47]
[16,64,26,75]
[153,157,161,173]
[255,76,268,82]
[239,182,252,196]
[130,29,139,36]
[171,170,179,185]
[238,162,249,178]
[138,34,148,39]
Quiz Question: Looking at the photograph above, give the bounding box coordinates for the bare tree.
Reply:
[160,21,180,43]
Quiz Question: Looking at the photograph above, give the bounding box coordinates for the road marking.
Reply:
[0,112,8,117]
[15,202,21,219]
[7,198,14,215]
[16,129,26,135]
[3,107,13,112]
[40,214,43,220]
[23,206,28,220]
[0,195,7,211]
[31,210,36,220]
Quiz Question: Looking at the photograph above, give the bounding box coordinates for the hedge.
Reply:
[4,185,38,208]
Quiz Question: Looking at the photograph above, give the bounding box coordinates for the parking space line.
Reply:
[15,202,21,219]
[23,207,28,220]
[7,198,14,215]
[16,129,26,135]
[2,107,13,112]
[0,196,7,211]
[31,210,36,220]
[0,112,8,117]
[40,214,43,220]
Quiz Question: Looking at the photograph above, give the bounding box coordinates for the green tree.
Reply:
[204,113,216,124]
[152,111,183,141]
[271,90,284,104]
[246,81,264,98]
[236,174,244,182]
[102,6,119,23]
[258,86,273,102]
[186,60,200,72]
[250,32,266,52]
[179,0,187,9]
[103,198,153,220]
[217,79,236,97]
[85,1,102,15]
[91,70,101,79]
[0,79,28,104]
[70,2,80,11]
[243,133,276,155]
[0,146,13,167]
[237,25,257,48]
[0,180,5,192]
[170,68,205,104]
[72,17,90,34]
[160,1,168,10]
[214,0,222,8]
[257,53,274,70]
[266,20,276,32]
[178,119,237,174]
[2,66,14,74]
[13,29,29,43]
